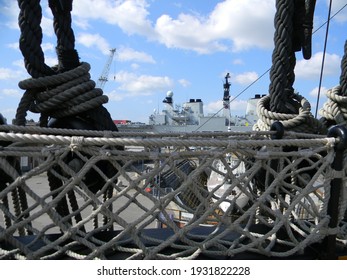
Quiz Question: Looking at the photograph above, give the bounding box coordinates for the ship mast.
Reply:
[223,73,231,127]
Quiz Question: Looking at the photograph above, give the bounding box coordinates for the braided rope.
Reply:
[268,0,296,114]
[15,0,116,131]
[255,94,326,133]
[16,62,108,124]
[258,0,321,133]
[319,41,347,221]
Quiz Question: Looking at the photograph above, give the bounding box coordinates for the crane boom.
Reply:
[96,48,116,90]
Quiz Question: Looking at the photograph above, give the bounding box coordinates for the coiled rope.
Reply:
[319,32,347,222]
[15,0,116,131]
[320,40,347,126]
[14,0,119,230]
[255,0,325,134]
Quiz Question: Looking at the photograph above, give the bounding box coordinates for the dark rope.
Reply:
[18,0,55,78]
[268,0,316,115]
[340,40,347,96]
[15,0,118,132]
[269,0,296,114]
[15,0,120,232]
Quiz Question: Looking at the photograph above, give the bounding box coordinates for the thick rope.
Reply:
[256,0,320,133]
[255,94,326,133]
[320,40,347,125]
[14,0,119,236]
[15,0,117,132]
[319,40,347,223]
[268,0,296,114]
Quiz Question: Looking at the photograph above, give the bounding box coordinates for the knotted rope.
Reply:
[15,0,116,131]
[319,39,347,222]
[320,40,347,126]
[14,0,119,230]
[255,0,325,134]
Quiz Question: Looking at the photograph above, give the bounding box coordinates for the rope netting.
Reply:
[0,126,346,259]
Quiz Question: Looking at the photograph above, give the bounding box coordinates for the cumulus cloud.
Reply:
[178,79,191,87]
[1,1,54,37]
[3,0,277,55]
[72,0,153,37]
[0,1,19,29]
[154,0,275,53]
[154,14,228,54]
[0,88,22,97]
[309,86,329,97]
[231,71,259,85]
[204,98,248,115]
[117,47,155,63]
[110,71,173,100]
[295,52,341,79]
[0,68,23,80]
[71,0,276,54]
[233,59,244,65]
[76,33,111,55]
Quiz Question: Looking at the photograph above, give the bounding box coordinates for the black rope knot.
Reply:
[15,62,109,126]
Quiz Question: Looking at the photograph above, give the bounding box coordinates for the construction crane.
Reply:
[96,48,116,90]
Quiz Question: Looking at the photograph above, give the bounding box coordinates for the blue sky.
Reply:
[1,0,347,124]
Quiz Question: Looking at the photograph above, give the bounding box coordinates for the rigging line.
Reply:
[313,3,347,34]
[315,0,333,118]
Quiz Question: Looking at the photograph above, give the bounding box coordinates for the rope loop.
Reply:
[15,0,115,131]
[15,63,109,126]
[319,86,347,125]
[255,94,326,134]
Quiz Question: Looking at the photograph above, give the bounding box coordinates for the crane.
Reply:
[96,48,116,90]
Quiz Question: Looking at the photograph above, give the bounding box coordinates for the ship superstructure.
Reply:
[147,74,262,132]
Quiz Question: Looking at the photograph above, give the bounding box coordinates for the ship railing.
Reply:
[0,124,346,259]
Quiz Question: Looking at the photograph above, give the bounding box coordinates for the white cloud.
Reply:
[204,100,224,115]
[309,86,329,97]
[72,0,153,37]
[155,14,228,54]
[44,56,59,67]
[233,59,244,65]
[154,0,275,53]
[117,47,155,63]
[331,0,347,23]
[0,88,22,97]
[112,71,173,99]
[231,71,259,85]
[0,68,22,80]
[41,15,54,37]
[295,52,341,79]
[76,33,111,55]
[205,0,275,51]
[71,0,276,54]
[178,79,191,87]
[0,1,19,29]
[42,43,55,53]
[204,98,248,115]
[131,63,140,70]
